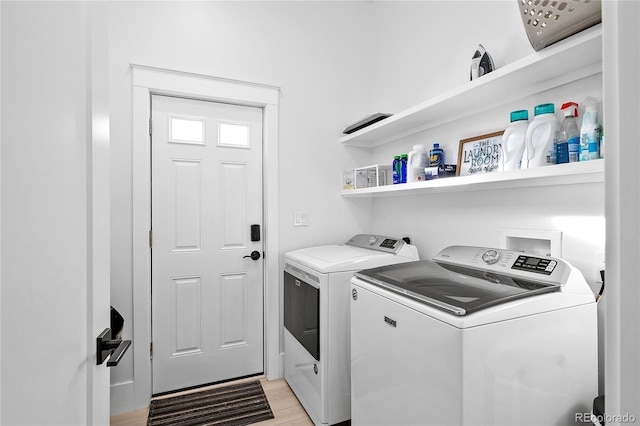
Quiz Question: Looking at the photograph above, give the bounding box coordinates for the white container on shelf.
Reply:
[407,144,430,182]
[354,164,392,189]
[523,103,561,168]
[501,110,529,171]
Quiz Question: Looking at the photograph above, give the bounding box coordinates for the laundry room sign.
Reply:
[456,131,504,176]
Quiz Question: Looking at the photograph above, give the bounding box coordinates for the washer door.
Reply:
[354,260,560,315]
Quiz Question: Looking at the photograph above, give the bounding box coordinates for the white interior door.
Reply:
[151,94,264,394]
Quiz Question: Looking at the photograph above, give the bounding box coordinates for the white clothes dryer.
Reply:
[283,234,419,426]
[350,245,598,426]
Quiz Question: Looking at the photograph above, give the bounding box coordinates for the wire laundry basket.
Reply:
[518,0,601,51]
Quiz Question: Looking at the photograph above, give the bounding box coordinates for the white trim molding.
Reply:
[603,0,640,421]
[130,65,280,410]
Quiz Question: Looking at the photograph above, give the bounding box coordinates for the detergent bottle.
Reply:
[407,145,429,182]
[399,154,408,183]
[392,155,401,184]
[500,110,529,171]
[524,103,560,168]
[429,143,444,168]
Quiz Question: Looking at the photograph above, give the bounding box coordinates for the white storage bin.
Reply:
[354,164,391,189]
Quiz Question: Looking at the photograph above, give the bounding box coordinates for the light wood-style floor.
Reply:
[110,376,313,426]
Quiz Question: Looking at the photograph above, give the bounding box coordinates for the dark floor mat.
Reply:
[147,381,274,426]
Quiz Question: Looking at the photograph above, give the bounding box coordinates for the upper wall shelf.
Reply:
[340,24,603,148]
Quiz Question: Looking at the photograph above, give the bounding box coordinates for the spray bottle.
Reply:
[580,97,602,161]
[557,102,580,164]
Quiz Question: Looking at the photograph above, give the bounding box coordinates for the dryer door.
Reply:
[284,269,320,360]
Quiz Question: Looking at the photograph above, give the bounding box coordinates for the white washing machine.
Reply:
[350,245,598,426]
[283,234,419,426]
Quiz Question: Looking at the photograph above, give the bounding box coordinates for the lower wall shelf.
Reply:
[341,159,604,197]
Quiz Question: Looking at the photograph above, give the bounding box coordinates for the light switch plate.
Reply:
[294,211,308,227]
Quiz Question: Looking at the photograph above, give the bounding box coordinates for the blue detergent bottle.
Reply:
[399,154,408,183]
[392,155,401,184]
[429,143,444,168]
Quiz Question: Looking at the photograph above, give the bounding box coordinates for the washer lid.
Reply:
[285,244,407,273]
[353,259,561,316]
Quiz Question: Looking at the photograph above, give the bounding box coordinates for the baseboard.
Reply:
[111,380,136,415]
[266,351,284,380]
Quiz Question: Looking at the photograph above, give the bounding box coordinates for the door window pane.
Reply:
[170,117,204,144]
[219,122,250,147]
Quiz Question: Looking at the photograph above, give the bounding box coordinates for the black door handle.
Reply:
[243,250,261,260]
[97,328,131,367]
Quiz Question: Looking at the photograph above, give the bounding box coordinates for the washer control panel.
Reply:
[433,245,569,284]
[511,255,557,275]
[481,249,501,265]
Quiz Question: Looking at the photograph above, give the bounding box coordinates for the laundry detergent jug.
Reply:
[523,103,560,168]
[407,144,429,182]
[500,110,529,171]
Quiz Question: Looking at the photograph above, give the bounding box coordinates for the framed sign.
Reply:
[456,131,505,176]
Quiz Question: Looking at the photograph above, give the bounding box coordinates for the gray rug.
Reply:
[147,381,275,426]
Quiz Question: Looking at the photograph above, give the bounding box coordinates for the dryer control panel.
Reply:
[345,234,405,254]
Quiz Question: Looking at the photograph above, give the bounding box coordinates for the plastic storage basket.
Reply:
[353,164,391,189]
[518,0,601,51]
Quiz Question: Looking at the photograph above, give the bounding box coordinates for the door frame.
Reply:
[131,64,280,410]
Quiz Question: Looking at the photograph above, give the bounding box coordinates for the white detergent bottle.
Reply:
[524,103,560,168]
[500,109,529,171]
[407,144,429,182]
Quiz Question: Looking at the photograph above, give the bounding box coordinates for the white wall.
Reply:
[370,1,533,113]
[108,1,373,413]
[1,2,106,425]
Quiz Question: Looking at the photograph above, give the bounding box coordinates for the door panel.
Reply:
[220,162,248,247]
[151,95,264,394]
[220,273,249,346]
[172,160,202,251]
[172,276,202,355]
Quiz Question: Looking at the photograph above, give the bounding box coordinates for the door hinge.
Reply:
[150,341,153,359]
[149,230,153,248]
[149,118,152,136]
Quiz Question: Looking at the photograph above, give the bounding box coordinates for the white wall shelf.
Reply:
[340,24,602,148]
[341,159,604,197]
